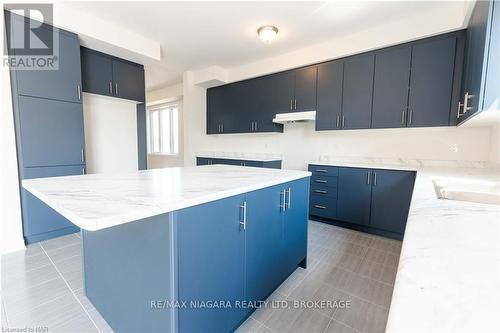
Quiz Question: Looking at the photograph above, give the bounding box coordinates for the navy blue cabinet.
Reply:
[336,167,372,226]
[370,169,415,234]
[18,96,85,168]
[6,13,83,104]
[6,11,85,243]
[245,185,285,308]
[309,164,415,239]
[177,195,246,333]
[196,157,282,169]
[408,36,457,127]
[80,47,145,103]
[81,48,113,97]
[372,46,411,129]
[458,0,499,123]
[341,54,375,130]
[176,178,309,332]
[22,166,83,243]
[316,60,343,130]
[293,66,318,112]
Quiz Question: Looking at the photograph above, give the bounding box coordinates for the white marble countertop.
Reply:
[196,152,282,162]
[310,160,500,332]
[22,165,310,231]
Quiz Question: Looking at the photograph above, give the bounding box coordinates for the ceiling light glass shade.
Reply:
[257,25,278,43]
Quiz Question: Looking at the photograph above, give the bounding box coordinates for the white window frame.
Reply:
[147,102,179,156]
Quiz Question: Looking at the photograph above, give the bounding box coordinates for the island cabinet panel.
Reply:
[407,36,457,127]
[316,60,343,131]
[371,46,411,129]
[6,12,83,104]
[341,53,375,129]
[177,195,246,333]
[336,167,373,226]
[369,169,415,234]
[245,184,286,308]
[18,96,85,168]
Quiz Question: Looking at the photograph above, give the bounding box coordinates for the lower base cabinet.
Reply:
[309,164,415,239]
[176,178,309,332]
[196,157,282,169]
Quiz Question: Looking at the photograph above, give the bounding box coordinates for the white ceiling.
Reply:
[68,1,467,91]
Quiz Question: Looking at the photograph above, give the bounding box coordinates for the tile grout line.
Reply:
[39,242,101,333]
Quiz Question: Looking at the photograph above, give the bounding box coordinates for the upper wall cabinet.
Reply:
[6,13,82,104]
[342,53,375,129]
[316,60,343,130]
[293,66,318,112]
[81,47,145,103]
[458,0,499,124]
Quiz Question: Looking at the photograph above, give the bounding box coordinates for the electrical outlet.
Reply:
[449,144,459,153]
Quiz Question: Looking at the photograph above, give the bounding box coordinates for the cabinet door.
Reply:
[370,169,415,234]
[81,48,113,97]
[269,71,295,114]
[294,66,317,112]
[206,86,228,134]
[112,60,145,102]
[337,167,372,226]
[177,195,245,333]
[408,36,456,127]
[18,96,85,167]
[21,165,83,237]
[372,46,411,128]
[283,178,309,273]
[8,14,82,103]
[251,76,283,133]
[316,60,343,130]
[342,54,375,129]
[246,185,285,309]
[196,157,210,165]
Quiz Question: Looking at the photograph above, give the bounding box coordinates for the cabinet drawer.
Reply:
[309,195,337,219]
[310,185,337,198]
[311,175,338,188]
[308,165,339,177]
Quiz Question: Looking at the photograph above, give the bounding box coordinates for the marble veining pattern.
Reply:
[22,165,310,231]
[310,158,500,332]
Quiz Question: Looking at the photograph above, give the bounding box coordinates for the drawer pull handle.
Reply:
[315,180,327,183]
[314,190,327,194]
[314,205,326,209]
[316,169,328,173]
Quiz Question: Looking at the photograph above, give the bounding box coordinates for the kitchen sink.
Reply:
[432,178,500,205]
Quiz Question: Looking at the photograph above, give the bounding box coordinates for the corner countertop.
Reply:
[309,160,500,332]
[195,152,282,162]
[22,165,310,232]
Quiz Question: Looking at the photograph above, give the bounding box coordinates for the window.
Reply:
[148,103,179,155]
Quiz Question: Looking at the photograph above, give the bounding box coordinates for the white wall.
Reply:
[490,125,500,167]
[182,6,495,170]
[83,94,138,174]
[146,84,184,169]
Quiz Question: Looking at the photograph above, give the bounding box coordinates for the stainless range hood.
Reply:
[272,111,316,124]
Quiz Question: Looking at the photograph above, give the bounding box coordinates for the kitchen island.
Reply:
[22,165,311,333]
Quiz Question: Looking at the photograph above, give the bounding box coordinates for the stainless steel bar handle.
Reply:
[81,167,85,175]
[115,83,118,95]
[314,190,327,194]
[373,172,377,186]
[109,82,113,94]
[290,99,293,110]
[314,205,326,209]
[239,201,247,230]
[286,187,291,209]
[254,122,257,131]
[408,110,413,125]
[336,115,340,128]
[401,111,406,125]
[294,99,297,110]
[280,190,286,212]
[456,102,464,119]
[81,148,85,162]
[77,85,81,100]
[342,116,345,128]
[464,92,474,112]
[315,180,327,183]
[316,169,328,173]
[367,171,371,185]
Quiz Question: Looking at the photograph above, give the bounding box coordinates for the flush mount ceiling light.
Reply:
[257,25,278,43]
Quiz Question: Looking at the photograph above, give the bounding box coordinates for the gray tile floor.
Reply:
[1,221,401,333]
